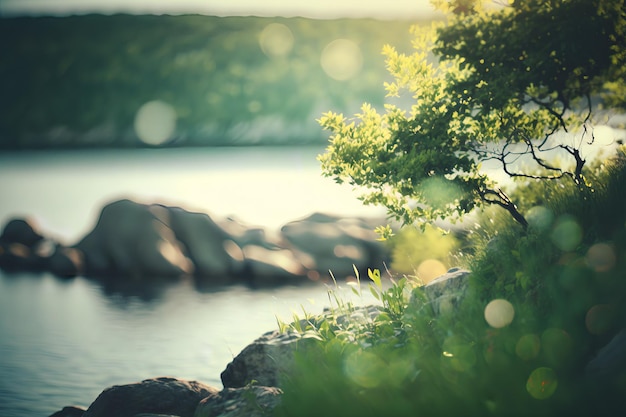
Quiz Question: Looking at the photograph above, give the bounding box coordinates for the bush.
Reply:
[274,151,626,416]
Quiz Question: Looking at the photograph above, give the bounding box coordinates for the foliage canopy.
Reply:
[319,0,626,229]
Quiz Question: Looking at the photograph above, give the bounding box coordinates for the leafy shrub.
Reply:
[274,152,626,416]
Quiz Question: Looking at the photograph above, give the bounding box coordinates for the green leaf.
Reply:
[369,285,381,301]
[368,267,383,290]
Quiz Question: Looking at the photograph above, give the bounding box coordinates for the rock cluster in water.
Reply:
[0,198,389,288]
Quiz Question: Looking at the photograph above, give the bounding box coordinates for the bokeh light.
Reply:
[320,39,363,81]
[550,215,582,251]
[585,304,615,335]
[343,349,384,388]
[416,258,447,285]
[585,243,616,272]
[526,367,558,400]
[557,258,589,291]
[484,299,515,328]
[541,328,573,368]
[134,100,177,146]
[526,205,554,231]
[441,336,476,372]
[420,176,463,210]
[516,334,541,361]
[259,23,294,57]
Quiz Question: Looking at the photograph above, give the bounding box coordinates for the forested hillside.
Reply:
[0,14,430,149]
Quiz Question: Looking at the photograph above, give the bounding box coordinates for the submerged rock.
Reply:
[0,217,44,247]
[0,199,389,289]
[0,217,53,272]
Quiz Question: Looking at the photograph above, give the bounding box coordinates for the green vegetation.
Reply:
[0,14,430,149]
[274,149,626,417]
[273,1,626,415]
[319,0,626,228]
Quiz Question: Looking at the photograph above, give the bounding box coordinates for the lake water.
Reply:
[0,146,385,417]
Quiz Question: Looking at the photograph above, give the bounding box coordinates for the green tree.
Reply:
[319,0,625,230]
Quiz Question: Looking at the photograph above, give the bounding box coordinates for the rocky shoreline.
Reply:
[47,270,471,417]
[0,198,390,288]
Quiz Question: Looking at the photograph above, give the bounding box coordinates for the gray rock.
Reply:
[0,242,43,271]
[586,327,626,379]
[48,246,84,278]
[83,377,218,417]
[194,386,282,417]
[168,207,233,281]
[280,212,388,281]
[76,200,193,279]
[221,305,381,389]
[242,245,307,286]
[48,405,86,417]
[420,268,471,316]
[0,218,51,271]
[221,330,306,389]
[0,217,44,247]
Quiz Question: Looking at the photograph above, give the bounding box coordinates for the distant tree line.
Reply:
[0,14,429,149]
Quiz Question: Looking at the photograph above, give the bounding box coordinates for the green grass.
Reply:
[272,149,626,417]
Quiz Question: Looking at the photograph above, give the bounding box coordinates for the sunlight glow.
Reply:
[585,242,616,272]
[416,259,447,285]
[550,215,582,252]
[259,23,294,57]
[526,367,558,400]
[0,0,439,19]
[442,336,476,372]
[516,334,541,361]
[344,349,384,388]
[541,328,573,368]
[134,100,177,146]
[321,39,363,81]
[585,304,615,335]
[484,299,515,328]
[526,205,554,231]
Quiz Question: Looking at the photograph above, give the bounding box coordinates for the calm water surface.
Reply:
[0,147,383,417]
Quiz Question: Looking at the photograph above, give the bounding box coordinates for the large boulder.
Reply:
[0,217,44,247]
[221,330,302,389]
[221,305,382,389]
[420,267,471,317]
[168,207,234,282]
[280,213,388,281]
[194,386,282,417]
[75,200,193,280]
[82,377,218,417]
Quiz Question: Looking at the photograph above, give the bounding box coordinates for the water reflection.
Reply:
[0,269,356,417]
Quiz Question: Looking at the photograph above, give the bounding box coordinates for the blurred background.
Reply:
[0,2,441,416]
